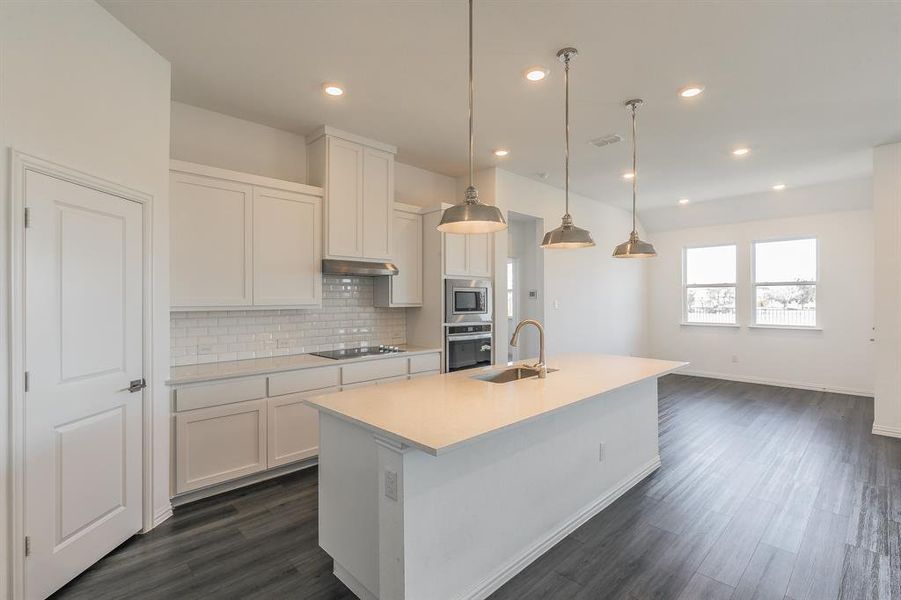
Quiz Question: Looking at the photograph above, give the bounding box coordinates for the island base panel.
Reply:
[318,378,660,600]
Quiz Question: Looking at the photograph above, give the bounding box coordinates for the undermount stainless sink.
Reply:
[473,366,559,384]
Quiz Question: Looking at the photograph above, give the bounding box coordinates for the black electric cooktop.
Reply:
[311,345,406,360]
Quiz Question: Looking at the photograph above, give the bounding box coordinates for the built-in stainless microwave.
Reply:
[445,278,492,324]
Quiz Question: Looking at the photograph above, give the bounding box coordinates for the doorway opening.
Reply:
[506,212,545,362]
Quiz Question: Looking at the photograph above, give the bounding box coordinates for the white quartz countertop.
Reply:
[167,344,442,386]
[304,353,687,456]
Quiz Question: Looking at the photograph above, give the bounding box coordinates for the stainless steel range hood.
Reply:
[322,259,399,277]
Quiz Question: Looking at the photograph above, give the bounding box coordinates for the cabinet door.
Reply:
[171,172,253,306]
[444,233,468,276]
[391,210,422,305]
[326,138,363,258]
[175,398,267,494]
[253,188,322,306]
[267,386,338,468]
[467,233,492,277]
[362,147,394,260]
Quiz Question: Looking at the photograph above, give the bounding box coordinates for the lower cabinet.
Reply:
[267,386,339,468]
[175,398,268,494]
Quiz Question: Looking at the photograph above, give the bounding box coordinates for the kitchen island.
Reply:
[304,353,686,600]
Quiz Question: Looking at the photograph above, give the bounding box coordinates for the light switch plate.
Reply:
[385,470,398,501]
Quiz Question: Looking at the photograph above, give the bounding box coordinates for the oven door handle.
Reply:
[447,333,493,342]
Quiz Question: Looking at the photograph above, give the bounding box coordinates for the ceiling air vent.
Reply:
[589,134,623,148]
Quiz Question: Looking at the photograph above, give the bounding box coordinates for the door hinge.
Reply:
[24,536,31,557]
[24,371,29,392]
[24,207,31,228]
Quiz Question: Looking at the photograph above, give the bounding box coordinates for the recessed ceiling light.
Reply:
[678,198,690,205]
[322,83,344,96]
[772,183,786,190]
[622,171,635,180]
[732,147,750,156]
[679,85,705,98]
[524,67,549,82]
[493,149,509,157]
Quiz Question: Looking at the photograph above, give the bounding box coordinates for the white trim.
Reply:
[169,159,324,197]
[677,369,873,397]
[152,504,173,529]
[680,322,741,328]
[333,561,379,600]
[304,125,397,154]
[747,324,823,332]
[453,455,661,600]
[872,424,901,439]
[7,151,159,598]
[394,201,425,215]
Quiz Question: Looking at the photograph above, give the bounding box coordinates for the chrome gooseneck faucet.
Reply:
[510,319,547,378]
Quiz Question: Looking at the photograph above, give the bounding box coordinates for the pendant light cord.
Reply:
[563,52,570,218]
[630,102,637,234]
[468,0,474,191]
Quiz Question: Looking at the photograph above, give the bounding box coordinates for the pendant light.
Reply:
[541,48,595,249]
[612,99,657,258]
[437,0,507,234]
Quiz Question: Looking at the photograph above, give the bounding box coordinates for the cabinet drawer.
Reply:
[409,353,440,374]
[268,366,339,397]
[175,377,267,412]
[175,398,267,494]
[341,356,408,385]
[410,370,440,380]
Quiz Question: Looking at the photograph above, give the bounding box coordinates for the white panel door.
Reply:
[24,171,144,599]
[170,172,253,306]
[253,187,322,306]
[392,210,422,305]
[467,233,492,277]
[362,147,393,260]
[444,233,468,276]
[326,138,363,258]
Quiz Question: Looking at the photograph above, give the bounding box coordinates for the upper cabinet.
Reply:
[306,126,396,262]
[444,232,492,278]
[374,204,423,307]
[170,160,323,310]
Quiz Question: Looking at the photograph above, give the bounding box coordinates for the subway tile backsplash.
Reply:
[170,276,406,366]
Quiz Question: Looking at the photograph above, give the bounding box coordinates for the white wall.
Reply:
[0,1,171,593]
[647,208,875,395]
[488,169,650,362]
[171,101,307,182]
[873,142,901,435]
[171,102,455,208]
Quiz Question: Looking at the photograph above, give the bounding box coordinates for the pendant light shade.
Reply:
[541,48,595,250]
[437,0,506,235]
[612,98,656,258]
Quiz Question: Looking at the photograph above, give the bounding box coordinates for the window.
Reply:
[753,238,817,327]
[683,245,737,324]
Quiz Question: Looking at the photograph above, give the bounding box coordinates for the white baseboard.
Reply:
[152,504,173,528]
[676,369,873,398]
[334,562,378,600]
[872,423,901,439]
[171,457,317,507]
[456,455,662,600]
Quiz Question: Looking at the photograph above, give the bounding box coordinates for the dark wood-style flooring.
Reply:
[53,375,901,599]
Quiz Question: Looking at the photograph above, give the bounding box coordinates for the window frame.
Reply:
[681,243,738,326]
[751,236,819,329]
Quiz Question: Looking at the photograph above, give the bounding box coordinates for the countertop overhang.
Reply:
[304,353,687,456]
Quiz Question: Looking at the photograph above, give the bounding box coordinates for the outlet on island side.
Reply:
[385,470,398,501]
[598,442,606,463]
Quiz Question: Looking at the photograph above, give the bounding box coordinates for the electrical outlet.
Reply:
[598,442,606,463]
[384,470,398,501]
[731,355,739,363]
[554,299,560,309]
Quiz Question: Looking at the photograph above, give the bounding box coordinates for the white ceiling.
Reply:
[101,0,901,211]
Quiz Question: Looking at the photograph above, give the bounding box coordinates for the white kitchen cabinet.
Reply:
[444,232,492,278]
[175,398,267,494]
[253,187,322,306]
[374,204,423,307]
[307,126,396,262]
[169,161,324,309]
[170,171,253,307]
[267,386,338,468]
